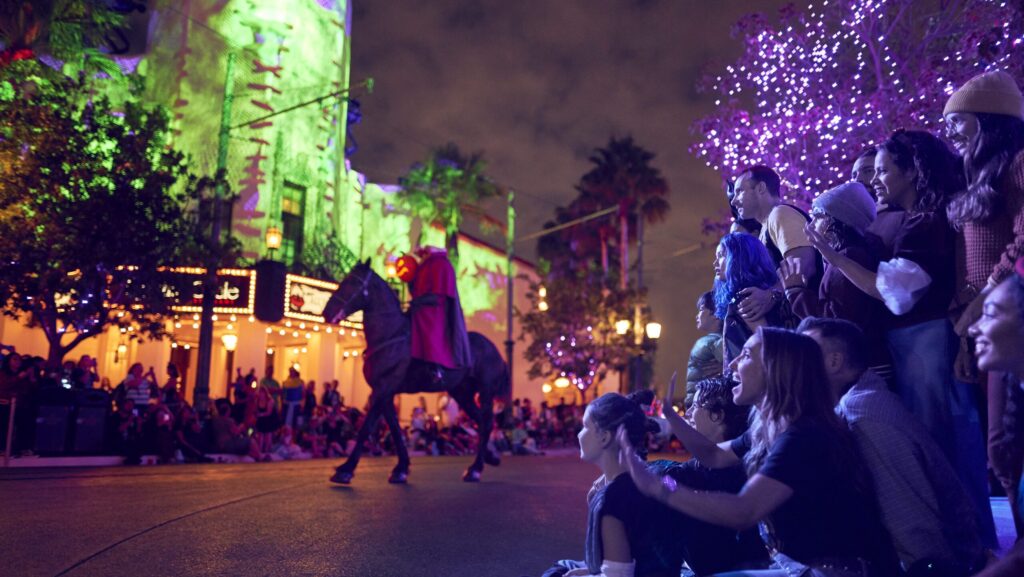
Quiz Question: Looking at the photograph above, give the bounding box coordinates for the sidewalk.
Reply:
[1,446,584,468]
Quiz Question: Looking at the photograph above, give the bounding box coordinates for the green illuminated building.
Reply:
[0,0,550,412]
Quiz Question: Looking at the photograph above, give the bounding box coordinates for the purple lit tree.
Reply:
[692,0,1024,214]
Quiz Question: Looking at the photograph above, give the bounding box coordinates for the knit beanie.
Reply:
[812,182,876,235]
[944,70,1024,120]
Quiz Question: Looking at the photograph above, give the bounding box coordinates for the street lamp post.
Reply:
[194,52,237,418]
[621,317,661,393]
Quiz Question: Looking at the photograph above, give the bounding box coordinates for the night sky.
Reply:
[348,0,790,393]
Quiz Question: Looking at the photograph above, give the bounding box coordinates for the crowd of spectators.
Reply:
[0,355,370,464]
[0,346,596,465]
[538,70,1024,576]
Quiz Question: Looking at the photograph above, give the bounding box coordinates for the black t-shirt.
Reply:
[731,418,886,563]
[588,473,684,577]
[649,460,769,575]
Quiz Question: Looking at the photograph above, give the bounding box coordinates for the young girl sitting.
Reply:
[542,392,679,577]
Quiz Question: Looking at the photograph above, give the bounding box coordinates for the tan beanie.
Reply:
[944,70,1024,120]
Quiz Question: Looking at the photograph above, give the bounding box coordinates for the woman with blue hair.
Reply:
[713,232,788,366]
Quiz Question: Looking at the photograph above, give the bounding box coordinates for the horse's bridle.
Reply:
[330,267,372,323]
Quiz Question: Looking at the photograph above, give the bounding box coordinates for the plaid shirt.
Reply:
[838,371,984,569]
[963,150,1024,291]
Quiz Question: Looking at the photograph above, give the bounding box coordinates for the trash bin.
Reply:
[72,389,110,454]
[34,387,75,455]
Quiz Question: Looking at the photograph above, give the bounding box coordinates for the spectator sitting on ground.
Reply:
[621,328,898,574]
[798,317,987,575]
[647,373,768,575]
[540,392,680,577]
[511,419,544,456]
[150,400,177,464]
[209,399,259,461]
[322,406,353,457]
[174,404,212,463]
[110,398,144,465]
[270,425,312,461]
[409,406,429,451]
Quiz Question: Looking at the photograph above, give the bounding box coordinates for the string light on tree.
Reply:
[692,0,1024,213]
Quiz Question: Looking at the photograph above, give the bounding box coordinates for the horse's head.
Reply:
[322,259,376,324]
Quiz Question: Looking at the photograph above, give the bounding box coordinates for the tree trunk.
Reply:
[47,339,65,367]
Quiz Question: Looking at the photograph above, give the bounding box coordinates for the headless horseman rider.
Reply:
[396,246,473,387]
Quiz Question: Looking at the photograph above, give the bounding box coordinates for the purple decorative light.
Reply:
[691,0,1024,208]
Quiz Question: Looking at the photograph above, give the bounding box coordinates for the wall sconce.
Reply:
[645,322,662,340]
[554,376,570,388]
[265,226,282,255]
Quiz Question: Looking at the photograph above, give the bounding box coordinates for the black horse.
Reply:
[321,259,509,484]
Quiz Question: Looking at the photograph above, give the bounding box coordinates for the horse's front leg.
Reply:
[330,402,382,484]
[380,398,411,484]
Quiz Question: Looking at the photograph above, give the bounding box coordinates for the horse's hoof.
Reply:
[388,471,408,484]
[484,452,501,467]
[330,470,354,484]
[462,468,482,482]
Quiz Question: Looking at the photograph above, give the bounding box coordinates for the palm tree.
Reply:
[397,143,502,268]
[576,136,670,288]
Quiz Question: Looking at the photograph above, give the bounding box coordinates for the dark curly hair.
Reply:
[881,129,964,214]
[692,375,750,440]
[947,113,1024,228]
[587,391,660,460]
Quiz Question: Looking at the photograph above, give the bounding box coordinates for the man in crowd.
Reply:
[730,165,819,320]
[258,366,281,411]
[851,146,877,189]
[798,317,988,575]
[281,367,304,429]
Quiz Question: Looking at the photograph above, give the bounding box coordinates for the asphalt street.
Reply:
[0,454,611,577]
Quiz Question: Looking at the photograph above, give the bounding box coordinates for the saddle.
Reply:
[405,360,468,393]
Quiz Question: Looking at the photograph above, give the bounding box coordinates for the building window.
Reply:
[281,181,306,266]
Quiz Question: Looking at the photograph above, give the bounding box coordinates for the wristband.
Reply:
[660,474,678,501]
